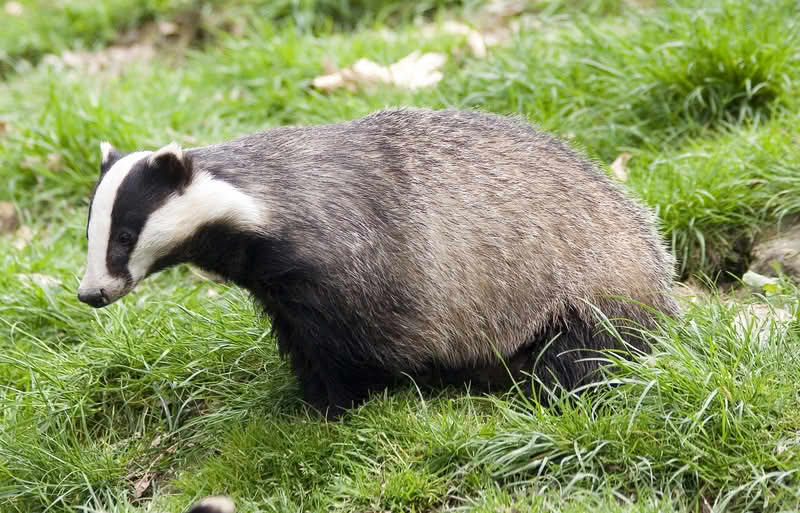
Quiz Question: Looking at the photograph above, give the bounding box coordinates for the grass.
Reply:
[2,0,800,511]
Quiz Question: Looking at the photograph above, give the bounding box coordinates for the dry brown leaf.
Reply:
[610,152,632,181]
[387,51,446,89]
[437,21,488,58]
[132,472,153,499]
[4,1,22,15]
[312,51,446,93]
[0,120,8,135]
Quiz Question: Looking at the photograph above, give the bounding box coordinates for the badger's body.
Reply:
[79,108,678,416]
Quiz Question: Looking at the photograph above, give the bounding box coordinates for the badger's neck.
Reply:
[145,167,270,285]
[173,223,267,286]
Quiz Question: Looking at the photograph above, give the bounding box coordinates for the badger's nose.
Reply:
[77,288,108,308]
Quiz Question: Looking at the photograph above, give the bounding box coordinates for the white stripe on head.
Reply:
[100,141,114,163]
[81,151,152,297]
[127,170,264,283]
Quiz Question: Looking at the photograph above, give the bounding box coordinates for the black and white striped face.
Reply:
[78,141,263,308]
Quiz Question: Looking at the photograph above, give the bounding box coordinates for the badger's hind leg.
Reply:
[469,312,643,404]
[510,310,651,403]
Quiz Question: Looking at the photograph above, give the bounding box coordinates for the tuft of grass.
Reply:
[469,295,800,512]
[628,115,800,278]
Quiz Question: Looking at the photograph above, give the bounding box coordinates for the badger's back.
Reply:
[190,109,677,408]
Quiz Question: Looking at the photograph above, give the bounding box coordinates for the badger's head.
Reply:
[78,141,261,308]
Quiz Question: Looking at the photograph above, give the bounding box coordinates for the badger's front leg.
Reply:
[274,322,369,417]
[295,357,374,418]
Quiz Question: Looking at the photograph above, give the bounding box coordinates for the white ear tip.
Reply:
[100,141,113,162]
[187,495,235,513]
[149,141,183,164]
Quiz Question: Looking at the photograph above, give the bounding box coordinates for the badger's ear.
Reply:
[148,142,192,193]
[99,141,123,175]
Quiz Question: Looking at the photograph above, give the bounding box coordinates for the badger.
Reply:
[78,108,678,416]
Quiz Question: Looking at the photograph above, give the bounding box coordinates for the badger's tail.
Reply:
[185,496,235,513]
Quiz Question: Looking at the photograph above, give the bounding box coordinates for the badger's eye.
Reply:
[117,231,134,246]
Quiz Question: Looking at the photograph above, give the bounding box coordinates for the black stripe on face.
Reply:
[87,150,128,239]
[106,158,182,279]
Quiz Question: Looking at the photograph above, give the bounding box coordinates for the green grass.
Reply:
[2,0,800,511]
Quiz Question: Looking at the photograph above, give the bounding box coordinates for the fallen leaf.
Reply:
[132,472,153,499]
[0,120,8,134]
[387,51,446,90]
[439,21,488,58]
[610,152,631,181]
[312,72,347,92]
[4,1,22,16]
[312,51,446,93]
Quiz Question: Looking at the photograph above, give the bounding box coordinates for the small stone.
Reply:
[749,223,800,282]
[731,302,793,348]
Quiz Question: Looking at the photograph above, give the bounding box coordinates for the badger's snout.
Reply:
[78,272,130,308]
[77,287,109,308]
